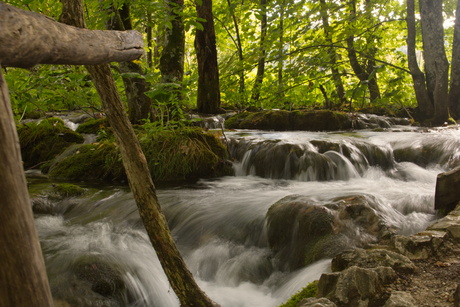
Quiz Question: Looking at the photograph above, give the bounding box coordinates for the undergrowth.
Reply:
[277,280,319,307]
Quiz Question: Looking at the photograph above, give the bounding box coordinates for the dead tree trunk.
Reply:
[59,0,219,305]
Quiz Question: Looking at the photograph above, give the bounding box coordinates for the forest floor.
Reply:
[388,257,460,306]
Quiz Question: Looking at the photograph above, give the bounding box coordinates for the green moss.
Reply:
[53,183,85,197]
[18,117,84,169]
[49,143,125,181]
[140,127,229,181]
[277,280,319,307]
[76,118,109,134]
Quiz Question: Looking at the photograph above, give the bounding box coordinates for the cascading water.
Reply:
[30,120,460,307]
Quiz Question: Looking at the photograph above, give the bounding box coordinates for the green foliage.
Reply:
[277,280,319,307]
[17,117,84,169]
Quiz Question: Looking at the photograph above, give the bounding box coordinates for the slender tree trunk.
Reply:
[278,1,286,105]
[345,1,381,104]
[147,13,153,68]
[420,0,450,123]
[227,0,245,105]
[103,2,153,125]
[195,0,221,114]
[449,0,460,117]
[406,0,434,116]
[60,1,219,306]
[0,66,54,307]
[250,0,268,106]
[160,0,186,115]
[319,0,346,107]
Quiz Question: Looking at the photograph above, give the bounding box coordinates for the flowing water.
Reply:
[30,118,460,307]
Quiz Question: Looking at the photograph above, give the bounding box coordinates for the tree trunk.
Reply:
[227,0,245,106]
[0,65,54,307]
[346,0,381,105]
[195,0,221,114]
[250,0,268,106]
[0,3,143,69]
[160,0,186,117]
[420,0,450,123]
[105,2,153,125]
[146,13,153,68]
[449,0,460,117]
[319,0,346,107]
[278,1,286,105]
[60,1,219,306]
[406,0,434,116]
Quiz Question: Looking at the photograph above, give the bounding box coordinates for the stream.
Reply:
[30,117,460,306]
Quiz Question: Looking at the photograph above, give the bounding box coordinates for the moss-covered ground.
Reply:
[277,280,319,307]
[17,117,84,169]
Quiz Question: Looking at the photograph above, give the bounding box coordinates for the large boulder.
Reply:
[331,248,416,274]
[266,194,388,270]
[382,291,416,307]
[435,166,460,215]
[316,266,396,307]
[225,110,353,131]
[298,297,337,307]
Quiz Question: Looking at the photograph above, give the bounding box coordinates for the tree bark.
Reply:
[0,2,143,68]
[448,0,460,117]
[0,65,54,307]
[60,1,218,305]
[420,0,450,123]
[319,0,346,107]
[106,2,153,125]
[406,0,434,116]
[195,0,221,114]
[277,1,286,104]
[227,0,245,106]
[345,0,381,104]
[160,0,186,117]
[250,0,268,106]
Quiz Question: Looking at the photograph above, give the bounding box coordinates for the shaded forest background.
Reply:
[4,0,460,125]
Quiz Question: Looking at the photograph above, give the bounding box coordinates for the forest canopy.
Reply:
[3,0,460,124]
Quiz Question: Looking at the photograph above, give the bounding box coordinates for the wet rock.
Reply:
[31,196,55,214]
[225,110,352,131]
[383,291,416,307]
[434,166,460,215]
[50,255,126,307]
[316,266,395,307]
[297,297,337,307]
[266,194,387,270]
[331,248,416,274]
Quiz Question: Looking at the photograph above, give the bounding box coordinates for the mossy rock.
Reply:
[17,117,84,169]
[76,118,109,134]
[49,142,125,181]
[49,127,233,182]
[225,110,352,131]
[278,280,319,307]
[53,183,86,198]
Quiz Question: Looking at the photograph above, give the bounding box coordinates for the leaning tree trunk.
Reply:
[406,0,434,116]
[0,65,54,307]
[250,0,268,106]
[449,0,460,118]
[59,1,218,306]
[195,0,221,114]
[227,0,245,106]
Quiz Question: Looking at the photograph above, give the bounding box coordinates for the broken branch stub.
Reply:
[0,2,144,68]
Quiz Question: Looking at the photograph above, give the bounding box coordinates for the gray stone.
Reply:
[317,266,379,306]
[297,297,337,307]
[435,165,460,214]
[391,235,434,259]
[383,291,416,307]
[331,248,416,274]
